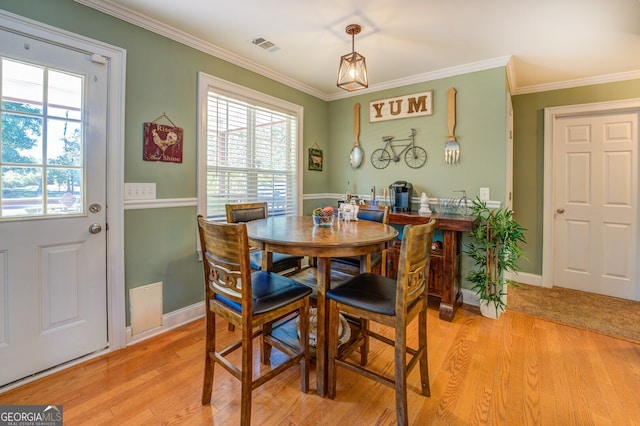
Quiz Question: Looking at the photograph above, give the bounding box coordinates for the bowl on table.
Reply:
[313,214,334,227]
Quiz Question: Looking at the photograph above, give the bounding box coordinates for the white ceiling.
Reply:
[79,0,640,100]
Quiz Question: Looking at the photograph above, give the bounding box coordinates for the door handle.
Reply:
[89,223,102,234]
[556,208,565,214]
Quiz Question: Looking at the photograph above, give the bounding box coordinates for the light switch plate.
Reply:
[479,187,490,201]
[125,183,156,200]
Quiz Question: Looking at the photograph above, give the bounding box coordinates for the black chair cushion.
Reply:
[331,252,382,268]
[358,209,385,223]
[332,209,385,269]
[217,271,312,315]
[229,207,266,223]
[326,272,397,316]
[249,251,303,272]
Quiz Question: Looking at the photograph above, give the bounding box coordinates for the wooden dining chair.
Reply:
[330,204,390,275]
[225,202,303,274]
[326,220,436,426]
[197,215,312,425]
[328,204,390,365]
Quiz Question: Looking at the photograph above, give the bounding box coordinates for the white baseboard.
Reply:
[126,301,205,346]
[461,288,481,307]
[507,271,543,287]
[6,271,544,393]
[123,272,543,343]
[462,271,543,309]
[125,272,544,343]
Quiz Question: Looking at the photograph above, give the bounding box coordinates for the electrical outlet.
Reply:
[479,187,490,201]
[125,183,156,200]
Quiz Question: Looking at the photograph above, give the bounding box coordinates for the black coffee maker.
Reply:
[389,181,412,212]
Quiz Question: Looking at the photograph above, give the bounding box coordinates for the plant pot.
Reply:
[479,300,505,320]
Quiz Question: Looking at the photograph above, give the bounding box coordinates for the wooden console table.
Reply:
[387,211,476,321]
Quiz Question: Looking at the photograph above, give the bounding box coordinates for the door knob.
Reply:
[556,208,565,214]
[89,223,102,234]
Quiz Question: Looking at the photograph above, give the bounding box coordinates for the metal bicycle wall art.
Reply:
[370,128,427,169]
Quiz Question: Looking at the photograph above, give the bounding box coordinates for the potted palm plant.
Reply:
[464,198,526,319]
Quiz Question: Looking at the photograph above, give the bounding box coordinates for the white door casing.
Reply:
[543,100,639,301]
[0,24,110,387]
[0,11,126,389]
[506,93,514,210]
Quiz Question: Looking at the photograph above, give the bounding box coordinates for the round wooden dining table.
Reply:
[245,215,398,396]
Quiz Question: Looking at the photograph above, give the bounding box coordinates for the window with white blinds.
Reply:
[197,73,301,221]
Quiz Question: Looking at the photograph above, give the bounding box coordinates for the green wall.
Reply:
[125,208,203,313]
[2,0,517,320]
[1,0,329,324]
[512,79,640,275]
[303,68,510,217]
[326,68,508,203]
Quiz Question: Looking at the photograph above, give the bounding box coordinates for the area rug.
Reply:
[507,283,640,343]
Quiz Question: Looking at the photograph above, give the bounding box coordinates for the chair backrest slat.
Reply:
[396,220,436,308]
[204,252,243,300]
[198,215,251,307]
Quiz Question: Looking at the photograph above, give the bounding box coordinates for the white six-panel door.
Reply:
[552,111,638,300]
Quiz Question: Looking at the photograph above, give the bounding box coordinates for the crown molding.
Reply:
[505,56,518,94]
[511,69,640,95]
[75,1,639,100]
[75,1,513,100]
[327,56,513,101]
[74,0,328,100]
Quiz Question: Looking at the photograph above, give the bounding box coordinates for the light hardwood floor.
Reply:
[2,300,639,425]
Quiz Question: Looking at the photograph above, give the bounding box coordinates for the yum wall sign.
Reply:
[369,91,433,123]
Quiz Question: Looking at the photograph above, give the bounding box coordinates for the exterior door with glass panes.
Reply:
[0,29,108,386]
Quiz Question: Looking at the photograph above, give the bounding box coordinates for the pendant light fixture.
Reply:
[337,24,368,92]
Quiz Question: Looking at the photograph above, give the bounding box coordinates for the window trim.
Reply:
[196,72,303,220]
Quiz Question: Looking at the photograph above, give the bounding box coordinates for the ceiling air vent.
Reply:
[251,36,280,52]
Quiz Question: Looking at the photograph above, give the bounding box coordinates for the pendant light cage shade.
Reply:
[337,51,368,91]
[337,24,368,92]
